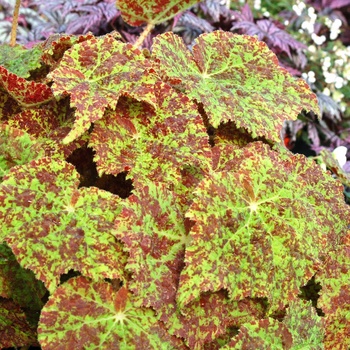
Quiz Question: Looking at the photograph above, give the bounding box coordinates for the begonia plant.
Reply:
[0,0,349,349]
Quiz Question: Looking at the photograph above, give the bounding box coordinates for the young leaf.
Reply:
[113,182,188,317]
[38,276,186,349]
[177,142,350,311]
[0,157,127,293]
[89,83,212,187]
[152,31,320,143]
[116,0,201,26]
[48,33,158,144]
[0,66,53,108]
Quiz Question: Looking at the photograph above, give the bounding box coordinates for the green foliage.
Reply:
[0,1,349,349]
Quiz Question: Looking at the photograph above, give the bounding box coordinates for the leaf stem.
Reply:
[134,22,154,49]
[10,0,21,47]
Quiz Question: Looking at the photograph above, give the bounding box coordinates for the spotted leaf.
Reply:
[38,276,186,349]
[165,291,265,349]
[0,157,127,293]
[0,44,43,78]
[0,243,46,311]
[177,142,350,311]
[117,0,200,26]
[152,31,320,143]
[223,300,323,349]
[89,83,212,188]
[0,66,53,108]
[0,298,37,348]
[316,234,350,350]
[48,33,158,143]
[0,124,44,180]
[113,182,188,318]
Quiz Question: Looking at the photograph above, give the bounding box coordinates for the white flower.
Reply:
[293,2,306,16]
[322,56,331,69]
[307,7,317,21]
[302,71,316,83]
[311,33,326,45]
[332,146,347,168]
[308,44,317,53]
[254,0,261,10]
[323,87,331,96]
[335,76,344,89]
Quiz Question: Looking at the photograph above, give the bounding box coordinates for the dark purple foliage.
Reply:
[231,4,307,59]
[313,0,350,9]
[197,0,231,23]
[30,0,119,36]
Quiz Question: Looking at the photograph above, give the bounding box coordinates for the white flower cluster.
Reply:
[254,0,261,10]
[319,45,350,108]
[292,1,306,16]
[311,33,326,46]
[293,2,343,44]
[325,18,342,40]
[302,70,316,83]
[293,2,318,36]
[291,0,348,110]
[301,7,317,34]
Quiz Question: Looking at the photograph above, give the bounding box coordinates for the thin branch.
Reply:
[134,22,154,49]
[10,0,21,46]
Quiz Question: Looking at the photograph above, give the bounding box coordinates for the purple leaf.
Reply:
[232,18,307,58]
